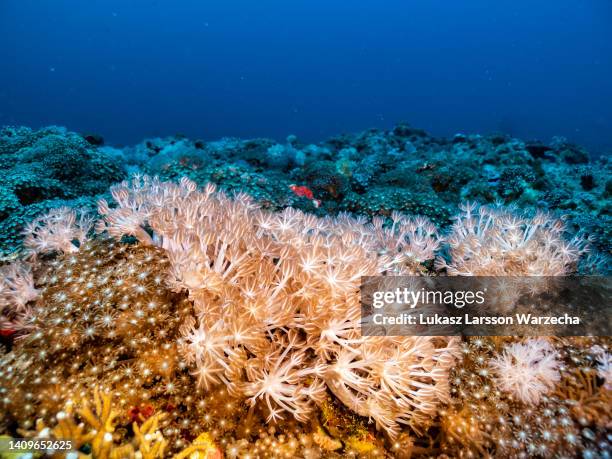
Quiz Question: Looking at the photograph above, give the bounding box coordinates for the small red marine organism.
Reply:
[289,184,321,208]
[0,328,16,338]
[127,404,155,424]
[178,155,203,170]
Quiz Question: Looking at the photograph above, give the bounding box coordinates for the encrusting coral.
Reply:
[0,175,609,458]
[439,336,611,459]
[0,237,198,453]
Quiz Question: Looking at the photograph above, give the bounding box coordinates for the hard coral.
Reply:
[129,123,610,263]
[0,126,124,258]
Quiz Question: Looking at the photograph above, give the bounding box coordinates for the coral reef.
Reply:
[0,126,124,259]
[0,122,610,457]
[0,171,609,457]
[440,336,611,458]
[127,126,609,252]
[96,176,459,437]
[111,125,611,269]
[1,124,610,267]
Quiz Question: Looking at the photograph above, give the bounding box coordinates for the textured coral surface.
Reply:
[1,124,610,265]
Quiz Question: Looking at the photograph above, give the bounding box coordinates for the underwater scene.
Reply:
[0,2,611,458]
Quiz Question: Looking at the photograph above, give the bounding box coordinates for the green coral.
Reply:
[341,187,452,225]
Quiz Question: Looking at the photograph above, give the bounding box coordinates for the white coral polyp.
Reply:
[591,345,612,390]
[490,338,561,405]
[436,202,586,276]
[0,261,39,335]
[23,207,93,256]
[0,262,38,311]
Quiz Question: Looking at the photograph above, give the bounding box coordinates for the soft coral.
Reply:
[0,261,38,336]
[23,207,93,256]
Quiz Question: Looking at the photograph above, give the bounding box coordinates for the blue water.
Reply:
[1,0,611,152]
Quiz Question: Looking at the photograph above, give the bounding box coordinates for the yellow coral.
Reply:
[173,433,221,459]
[132,412,168,459]
[20,391,169,459]
[76,389,120,459]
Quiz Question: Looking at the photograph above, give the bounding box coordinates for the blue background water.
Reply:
[1,0,611,152]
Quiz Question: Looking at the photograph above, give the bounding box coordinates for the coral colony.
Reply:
[0,125,610,458]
